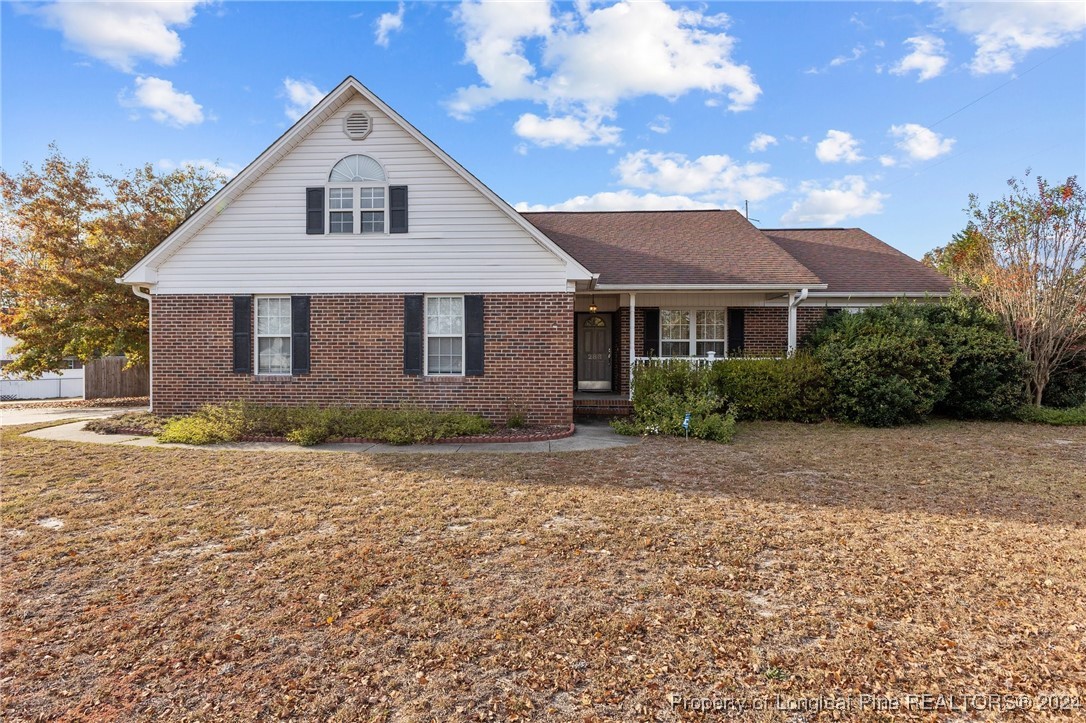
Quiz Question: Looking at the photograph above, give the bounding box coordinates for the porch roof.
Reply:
[521,210,822,288]
[763,228,954,294]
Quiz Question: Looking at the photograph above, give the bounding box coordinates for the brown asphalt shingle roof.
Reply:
[521,210,822,287]
[763,228,953,294]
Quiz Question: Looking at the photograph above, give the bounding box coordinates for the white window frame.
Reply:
[254,296,292,376]
[659,308,733,358]
[325,184,388,235]
[659,309,692,358]
[424,295,465,377]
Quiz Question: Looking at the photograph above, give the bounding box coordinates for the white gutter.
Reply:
[595,283,828,291]
[803,291,951,298]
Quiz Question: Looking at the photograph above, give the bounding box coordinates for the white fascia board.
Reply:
[121,75,594,286]
[802,291,951,299]
[120,79,358,285]
[119,267,157,285]
[594,283,828,291]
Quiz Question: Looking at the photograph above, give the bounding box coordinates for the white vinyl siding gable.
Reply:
[150,94,569,294]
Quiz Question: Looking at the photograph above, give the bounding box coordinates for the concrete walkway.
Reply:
[0,405,148,427]
[21,418,640,454]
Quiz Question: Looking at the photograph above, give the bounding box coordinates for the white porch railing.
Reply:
[632,355,780,369]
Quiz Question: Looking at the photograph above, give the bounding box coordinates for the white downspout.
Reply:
[787,287,809,356]
[127,283,153,411]
[628,292,636,401]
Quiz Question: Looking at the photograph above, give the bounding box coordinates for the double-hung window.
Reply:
[329,188,354,233]
[660,310,691,357]
[660,309,730,357]
[359,187,385,233]
[327,154,387,234]
[695,311,727,356]
[425,296,464,375]
[255,297,292,374]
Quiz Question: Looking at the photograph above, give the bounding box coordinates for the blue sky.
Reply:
[3,1,1084,259]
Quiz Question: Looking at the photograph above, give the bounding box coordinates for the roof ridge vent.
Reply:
[344,111,372,140]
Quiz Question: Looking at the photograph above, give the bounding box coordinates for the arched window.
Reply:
[326,154,387,234]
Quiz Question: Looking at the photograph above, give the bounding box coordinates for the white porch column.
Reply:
[628,292,636,400]
[787,288,809,356]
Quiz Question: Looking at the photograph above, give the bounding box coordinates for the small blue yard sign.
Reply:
[682,412,691,438]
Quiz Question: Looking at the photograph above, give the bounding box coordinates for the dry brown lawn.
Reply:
[2,421,1084,721]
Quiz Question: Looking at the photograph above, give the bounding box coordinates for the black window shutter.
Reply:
[465,295,484,376]
[389,185,408,234]
[232,295,252,374]
[305,187,324,235]
[642,308,660,358]
[403,295,424,375]
[291,296,311,375]
[727,308,745,355]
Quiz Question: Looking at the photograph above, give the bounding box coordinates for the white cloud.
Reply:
[449,0,761,147]
[889,123,955,161]
[515,190,717,212]
[282,78,325,121]
[156,158,240,180]
[782,176,888,225]
[513,112,622,148]
[35,1,207,72]
[748,132,778,153]
[939,1,1086,74]
[879,155,897,167]
[815,130,865,164]
[615,150,784,204]
[806,44,866,74]
[649,115,671,134]
[375,2,405,48]
[124,76,204,126]
[891,35,949,81]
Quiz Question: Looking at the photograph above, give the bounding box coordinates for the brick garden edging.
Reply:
[97,424,576,445]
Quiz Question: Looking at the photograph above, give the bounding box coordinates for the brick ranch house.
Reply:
[121,76,953,425]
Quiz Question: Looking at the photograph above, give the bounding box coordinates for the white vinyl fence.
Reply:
[0,369,84,400]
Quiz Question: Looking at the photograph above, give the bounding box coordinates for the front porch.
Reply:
[571,291,825,404]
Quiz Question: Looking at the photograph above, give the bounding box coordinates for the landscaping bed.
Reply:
[84,407,575,445]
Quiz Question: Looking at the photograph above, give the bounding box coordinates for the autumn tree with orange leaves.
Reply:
[1,147,224,376]
[960,172,1085,406]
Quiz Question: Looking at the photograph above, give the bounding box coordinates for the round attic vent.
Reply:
[344,111,372,140]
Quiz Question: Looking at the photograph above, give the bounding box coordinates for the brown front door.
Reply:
[577,314,612,391]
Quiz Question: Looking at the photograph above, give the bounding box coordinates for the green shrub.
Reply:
[708,354,830,422]
[614,361,737,442]
[1043,355,1086,409]
[812,307,951,427]
[157,403,246,444]
[1015,403,1086,426]
[154,403,492,446]
[919,296,1026,419]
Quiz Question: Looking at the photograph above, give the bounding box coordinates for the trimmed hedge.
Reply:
[154,403,491,446]
[1015,403,1086,426]
[707,354,830,422]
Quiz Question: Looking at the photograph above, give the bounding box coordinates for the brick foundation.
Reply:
[151,293,574,425]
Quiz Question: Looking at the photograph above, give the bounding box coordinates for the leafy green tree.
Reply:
[1,147,224,375]
[923,223,992,289]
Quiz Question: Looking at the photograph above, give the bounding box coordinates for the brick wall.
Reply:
[738,307,787,356]
[151,293,574,425]
[797,307,828,346]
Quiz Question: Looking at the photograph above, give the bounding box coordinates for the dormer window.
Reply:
[327,154,386,234]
